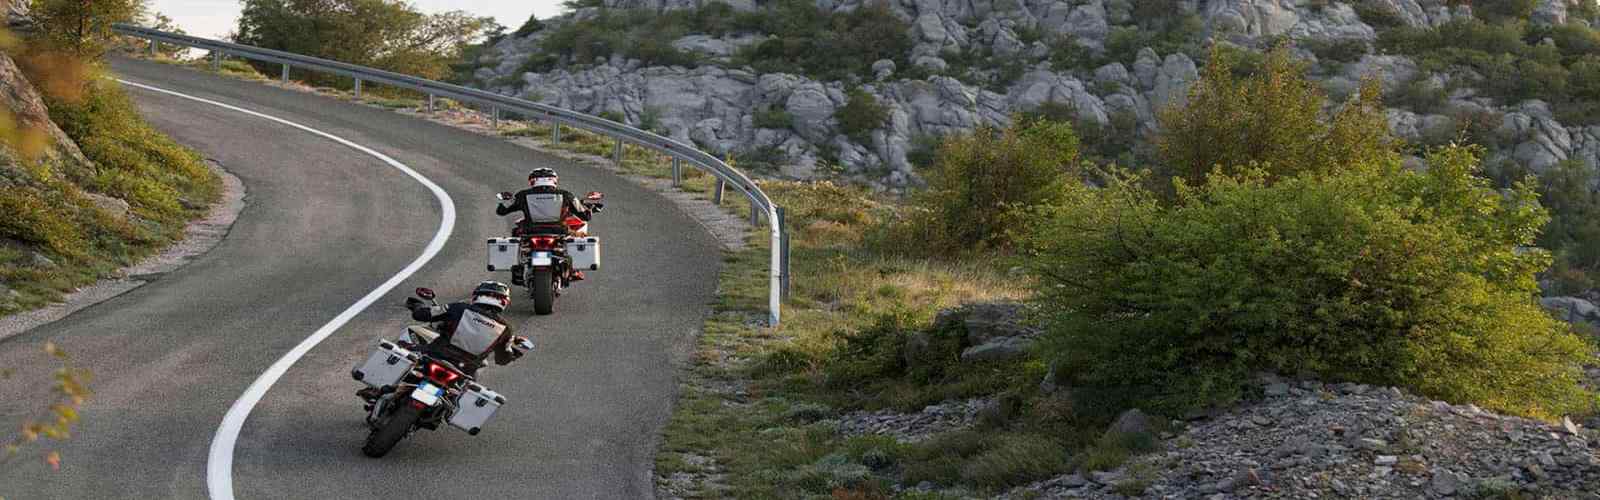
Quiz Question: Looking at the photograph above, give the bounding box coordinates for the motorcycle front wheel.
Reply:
[532,268,555,315]
[362,401,423,458]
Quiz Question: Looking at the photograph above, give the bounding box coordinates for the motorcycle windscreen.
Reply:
[523,193,565,223]
[451,309,507,356]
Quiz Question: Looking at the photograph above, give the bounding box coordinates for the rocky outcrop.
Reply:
[1004,376,1600,499]
[468,0,1600,187]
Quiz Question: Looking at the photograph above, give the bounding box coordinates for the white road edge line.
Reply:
[115,79,457,500]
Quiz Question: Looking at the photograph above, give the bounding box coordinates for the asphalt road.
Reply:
[0,56,720,499]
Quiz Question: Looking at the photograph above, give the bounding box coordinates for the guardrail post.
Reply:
[750,203,760,225]
[281,63,290,83]
[613,138,624,166]
[552,122,561,143]
[490,107,500,131]
[354,78,362,99]
[211,51,222,71]
[713,179,725,205]
[427,94,435,114]
[148,40,156,56]
[671,158,682,186]
[778,206,790,298]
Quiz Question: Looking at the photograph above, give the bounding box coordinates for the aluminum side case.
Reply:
[352,340,419,388]
[448,383,506,435]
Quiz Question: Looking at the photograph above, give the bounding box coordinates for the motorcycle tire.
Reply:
[532,268,555,315]
[362,401,423,458]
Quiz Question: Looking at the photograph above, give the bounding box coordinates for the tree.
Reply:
[29,0,141,58]
[235,0,494,82]
[1156,44,1395,188]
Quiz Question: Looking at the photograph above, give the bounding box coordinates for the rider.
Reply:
[357,281,529,402]
[496,167,600,279]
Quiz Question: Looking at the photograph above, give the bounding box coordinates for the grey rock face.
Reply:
[1542,296,1600,326]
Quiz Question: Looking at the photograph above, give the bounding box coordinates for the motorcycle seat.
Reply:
[407,326,441,345]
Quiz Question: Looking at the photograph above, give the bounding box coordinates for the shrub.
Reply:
[1024,146,1596,419]
[1354,1,1407,29]
[512,13,544,38]
[1156,45,1396,188]
[753,107,794,130]
[734,0,913,81]
[898,117,1080,253]
[1302,38,1369,64]
[1538,160,1600,283]
[836,89,888,145]
[1473,0,1537,23]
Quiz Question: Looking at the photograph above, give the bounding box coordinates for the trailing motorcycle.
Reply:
[489,192,605,315]
[350,287,533,458]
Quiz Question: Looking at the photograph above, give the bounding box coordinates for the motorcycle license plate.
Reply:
[411,383,444,406]
[530,252,553,267]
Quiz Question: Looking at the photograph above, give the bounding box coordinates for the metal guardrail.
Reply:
[114,24,789,325]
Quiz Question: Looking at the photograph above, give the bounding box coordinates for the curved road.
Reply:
[0,57,719,499]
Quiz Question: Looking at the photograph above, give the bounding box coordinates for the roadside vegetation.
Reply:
[3,0,217,481]
[234,0,498,91]
[653,44,1600,497]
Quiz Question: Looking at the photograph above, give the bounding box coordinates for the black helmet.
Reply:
[528,168,558,186]
[471,280,511,312]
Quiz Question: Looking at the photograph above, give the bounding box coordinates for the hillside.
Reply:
[0,3,219,316]
[462,0,1593,189]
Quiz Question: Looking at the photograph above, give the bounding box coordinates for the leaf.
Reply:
[45,451,60,471]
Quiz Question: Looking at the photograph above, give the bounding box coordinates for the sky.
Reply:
[147,1,570,40]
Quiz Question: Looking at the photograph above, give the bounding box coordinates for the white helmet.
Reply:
[471,281,511,312]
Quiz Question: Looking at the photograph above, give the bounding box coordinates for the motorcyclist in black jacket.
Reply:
[357,281,529,402]
[496,167,596,237]
[495,167,603,280]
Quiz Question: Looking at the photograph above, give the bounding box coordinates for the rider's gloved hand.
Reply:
[404,297,424,310]
[511,336,535,354]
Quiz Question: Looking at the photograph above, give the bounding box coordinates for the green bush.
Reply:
[1024,145,1596,419]
[1354,1,1408,29]
[1157,45,1395,187]
[1473,0,1537,23]
[1537,160,1600,285]
[1302,38,1369,64]
[897,117,1080,253]
[734,0,913,81]
[753,107,794,130]
[836,89,888,145]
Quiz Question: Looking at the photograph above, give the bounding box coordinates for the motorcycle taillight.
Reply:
[426,362,461,385]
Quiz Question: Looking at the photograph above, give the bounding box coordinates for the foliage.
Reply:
[1536,160,1600,287]
[1354,0,1408,29]
[29,0,141,58]
[1157,45,1396,188]
[1100,2,1204,65]
[896,117,1080,253]
[1,343,91,477]
[835,89,888,145]
[734,0,914,81]
[1302,38,1369,64]
[235,0,495,83]
[512,13,545,38]
[1473,0,1537,23]
[1024,145,1596,419]
[752,106,793,130]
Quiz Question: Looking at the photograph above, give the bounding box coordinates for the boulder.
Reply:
[1532,0,1569,26]
[84,192,130,220]
[1152,53,1199,109]
[959,336,1034,362]
[1542,296,1600,325]
[1108,408,1153,437]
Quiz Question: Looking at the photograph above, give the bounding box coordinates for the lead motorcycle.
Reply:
[491,191,605,315]
[350,287,534,458]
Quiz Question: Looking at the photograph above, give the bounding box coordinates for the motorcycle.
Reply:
[494,191,605,315]
[351,287,533,458]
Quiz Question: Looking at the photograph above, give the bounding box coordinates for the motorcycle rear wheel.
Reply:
[532,268,555,315]
[362,401,423,458]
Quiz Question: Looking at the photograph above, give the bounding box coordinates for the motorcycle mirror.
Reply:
[497,191,513,201]
[415,287,436,300]
[585,191,604,200]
